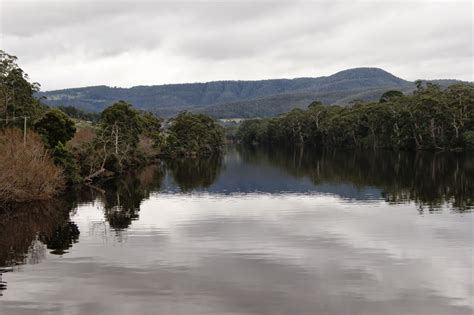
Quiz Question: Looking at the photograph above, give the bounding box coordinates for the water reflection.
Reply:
[0,200,78,295]
[165,155,223,192]
[46,222,80,255]
[236,146,474,212]
[98,165,165,230]
[0,147,472,314]
[0,201,76,267]
[1,147,471,267]
[61,147,474,215]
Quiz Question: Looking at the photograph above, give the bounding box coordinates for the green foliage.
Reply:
[165,112,225,156]
[97,101,144,170]
[138,111,164,147]
[0,50,45,126]
[34,109,76,148]
[100,100,142,141]
[236,83,474,151]
[236,119,269,145]
[53,142,81,184]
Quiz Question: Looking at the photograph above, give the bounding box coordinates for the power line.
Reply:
[0,116,26,122]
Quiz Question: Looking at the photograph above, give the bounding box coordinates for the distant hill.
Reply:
[37,68,466,118]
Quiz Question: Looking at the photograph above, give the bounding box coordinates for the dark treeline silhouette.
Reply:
[0,200,79,269]
[237,82,474,151]
[166,155,223,192]
[238,146,473,212]
[98,165,165,230]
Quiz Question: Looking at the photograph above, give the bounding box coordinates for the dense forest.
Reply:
[236,83,474,151]
[0,50,225,203]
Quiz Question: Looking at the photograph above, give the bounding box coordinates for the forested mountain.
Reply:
[37,68,465,118]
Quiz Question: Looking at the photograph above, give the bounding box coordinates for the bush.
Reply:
[34,108,76,148]
[53,142,81,184]
[0,128,64,203]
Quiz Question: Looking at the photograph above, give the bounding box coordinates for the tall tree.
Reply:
[165,112,225,156]
[98,101,143,169]
[0,50,42,124]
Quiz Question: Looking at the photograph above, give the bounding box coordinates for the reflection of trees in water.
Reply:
[97,164,164,230]
[45,222,80,255]
[25,239,47,265]
[0,200,78,268]
[166,155,223,192]
[91,158,223,230]
[0,198,81,295]
[0,272,6,296]
[239,146,473,212]
[0,165,165,292]
[86,157,223,230]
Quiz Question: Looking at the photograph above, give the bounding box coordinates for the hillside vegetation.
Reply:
[38,68,464,118]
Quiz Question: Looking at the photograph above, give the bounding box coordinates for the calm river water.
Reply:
[0,147,473,315]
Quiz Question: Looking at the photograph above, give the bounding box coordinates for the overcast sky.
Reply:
[1,0,472,91]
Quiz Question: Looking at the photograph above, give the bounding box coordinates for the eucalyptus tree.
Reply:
[165,112,225,156]
[236,83,474,151]
[0,50,43,124]
[98,101,143,169]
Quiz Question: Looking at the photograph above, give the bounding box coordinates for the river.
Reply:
[0,147,472,315]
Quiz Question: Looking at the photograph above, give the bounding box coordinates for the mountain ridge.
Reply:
[37,67,467,118]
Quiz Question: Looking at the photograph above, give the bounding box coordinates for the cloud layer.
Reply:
[1,0,472,90]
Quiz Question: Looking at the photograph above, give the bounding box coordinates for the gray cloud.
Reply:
[1,0,472,90]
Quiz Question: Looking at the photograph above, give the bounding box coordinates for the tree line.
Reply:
[0,50,225,202]
[236,83,474,151]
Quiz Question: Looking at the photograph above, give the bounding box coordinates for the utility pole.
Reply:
[115,124,119,155]
[23,116,27,146]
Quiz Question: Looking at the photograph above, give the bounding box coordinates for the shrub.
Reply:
[0,128,64,203]
[34,108,76,148]
[53,142,81,184]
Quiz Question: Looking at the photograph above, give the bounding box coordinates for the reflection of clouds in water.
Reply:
[0,272,7,296]
[2,149,472,314]
[25,195,473,313]
[138,195,473,308]
[1,194,472,314]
